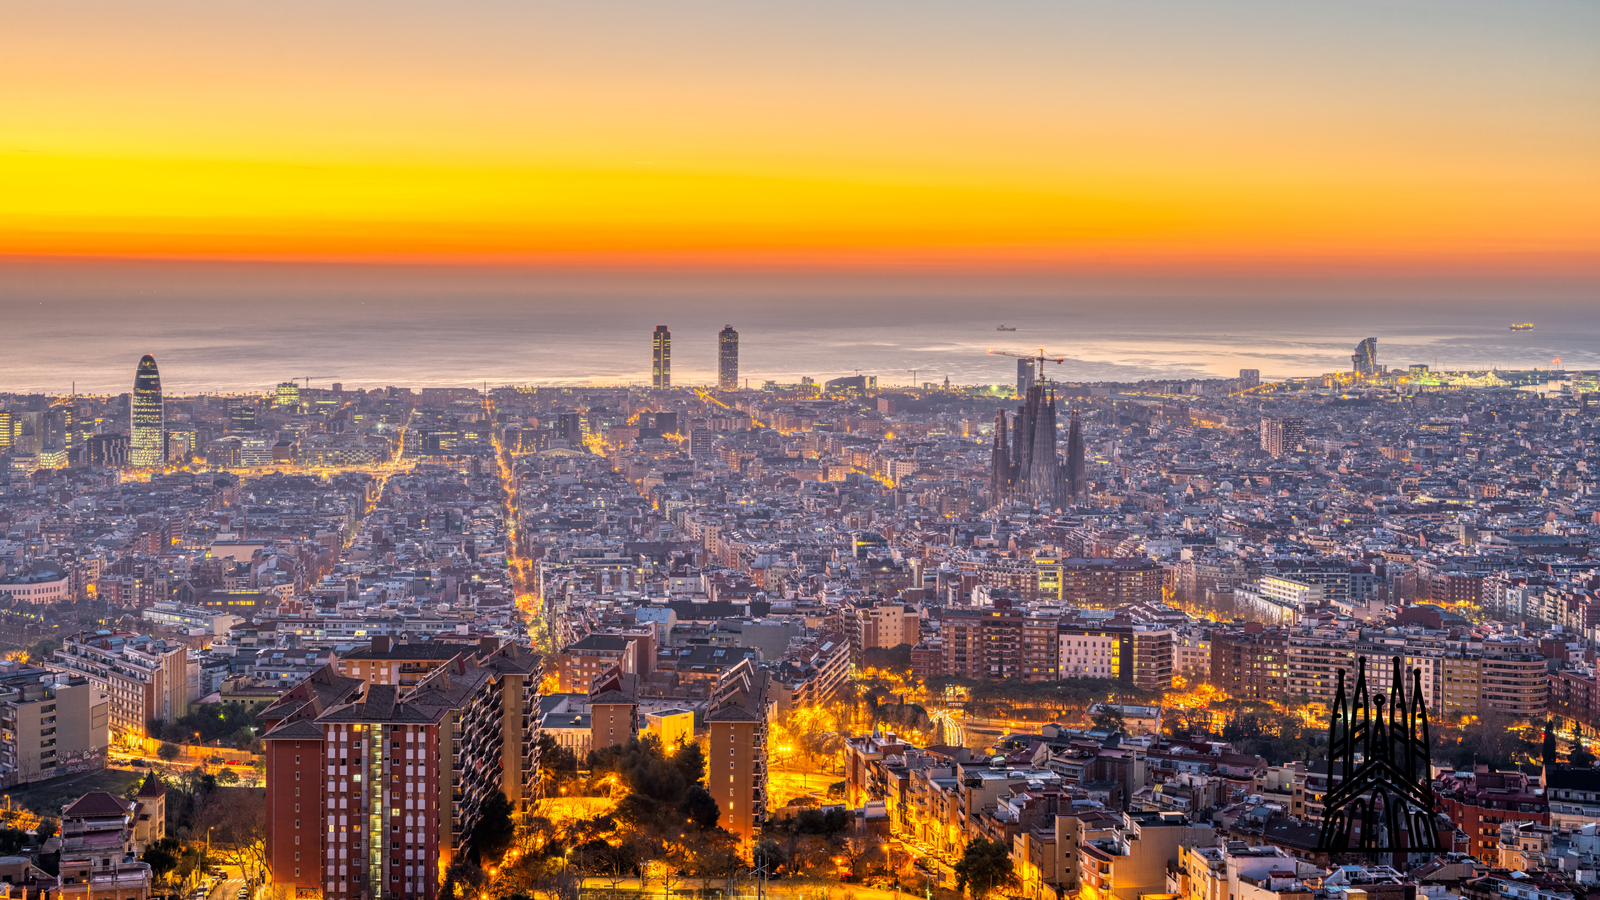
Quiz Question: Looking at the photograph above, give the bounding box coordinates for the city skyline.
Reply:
[4,6,1599,900]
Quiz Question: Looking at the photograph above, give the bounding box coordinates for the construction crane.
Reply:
[298,376,339,390]
[988,347,1066,367]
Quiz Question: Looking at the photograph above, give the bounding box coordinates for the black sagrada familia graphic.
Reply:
[1314,656,1446,860]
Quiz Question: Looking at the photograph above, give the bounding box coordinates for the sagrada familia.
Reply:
[989,381,1087,510]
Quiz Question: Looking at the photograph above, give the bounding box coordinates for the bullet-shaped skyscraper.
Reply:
[130,354,164,467]
[718,325,739,391]
[652,325,671,388]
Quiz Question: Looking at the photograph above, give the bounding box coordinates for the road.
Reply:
[207,865,253,900]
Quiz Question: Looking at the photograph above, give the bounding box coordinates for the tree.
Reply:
[193,788,268,886]
[1572,735,1595,769]
[678,785,719,831]
[217,768,240,786]
[0,828,28,856]
[953,837,1016,899]
[752,839,786,874]
[1543,722,1558,768]
[1091,705,1126,734]
[35,818,57,843]
[145,836,182,883]
[469,790,516,863]
[158,742,181,762]
[25,638,59,665]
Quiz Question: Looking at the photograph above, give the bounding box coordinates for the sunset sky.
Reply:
[4,0,1598,275]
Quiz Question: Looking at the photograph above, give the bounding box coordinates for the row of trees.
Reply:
[145,701,262,751]
[138,769,269,894]
[446,734,744,900]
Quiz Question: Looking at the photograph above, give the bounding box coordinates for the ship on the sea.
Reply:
[1510,323,1534,331]
[996,324,1017,331]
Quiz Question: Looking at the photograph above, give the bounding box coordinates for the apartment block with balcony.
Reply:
[0,665,109,787]
[1208,625,1288,701]
[261,641,539,900]
[1079,810,1217,900]
[46,632,188,740]
[706,658,770,846]
[1479,642,1549,719]
[849,602,921,658]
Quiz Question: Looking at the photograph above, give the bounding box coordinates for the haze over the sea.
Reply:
[1,261,1595,395]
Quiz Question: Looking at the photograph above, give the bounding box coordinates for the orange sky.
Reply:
[4,1,1598,274]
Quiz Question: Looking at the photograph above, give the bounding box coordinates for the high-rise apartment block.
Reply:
[0,666,110,787]
[848,602,921,657]
[689,427,715,458]
[718,325,739,391]
[705,659,769,846]
[1035,558,1165,608]
[1259,416,1305,456]
[1238,368,1260,389]
[1208,625,1288,701]
[129,355,163,468]
[260,641,539,900]
[46,632,190,740]
[652,325,671,389]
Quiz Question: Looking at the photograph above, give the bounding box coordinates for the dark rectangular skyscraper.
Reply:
[1016,358,1036,397]
[1260,416,1305,456]
[652,325,671,389]
[718,325,738,391]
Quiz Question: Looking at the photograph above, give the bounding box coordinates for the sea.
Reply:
[1,260,1596,396]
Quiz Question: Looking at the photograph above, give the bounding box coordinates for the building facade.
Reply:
[47,632,189,740]
[0,668,110,787]
[261,643,540,900]
[705,658,769,847]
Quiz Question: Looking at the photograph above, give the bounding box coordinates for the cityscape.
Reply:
[0,328,1597,900]
[6,3,1600,900]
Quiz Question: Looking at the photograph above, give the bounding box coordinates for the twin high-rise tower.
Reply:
[718,325,739,391]
[130,354,164,467]
[649,325,739,390]
[989,381,1087,510]
[652,326,672,388]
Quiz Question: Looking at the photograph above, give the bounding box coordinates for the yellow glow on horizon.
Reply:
[2,150,1597,270]
[4,3,1599,272]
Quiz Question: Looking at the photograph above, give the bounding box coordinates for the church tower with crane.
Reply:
[987,348,1086,510]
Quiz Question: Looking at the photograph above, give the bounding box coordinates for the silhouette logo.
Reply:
[1314,656,1444,859]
